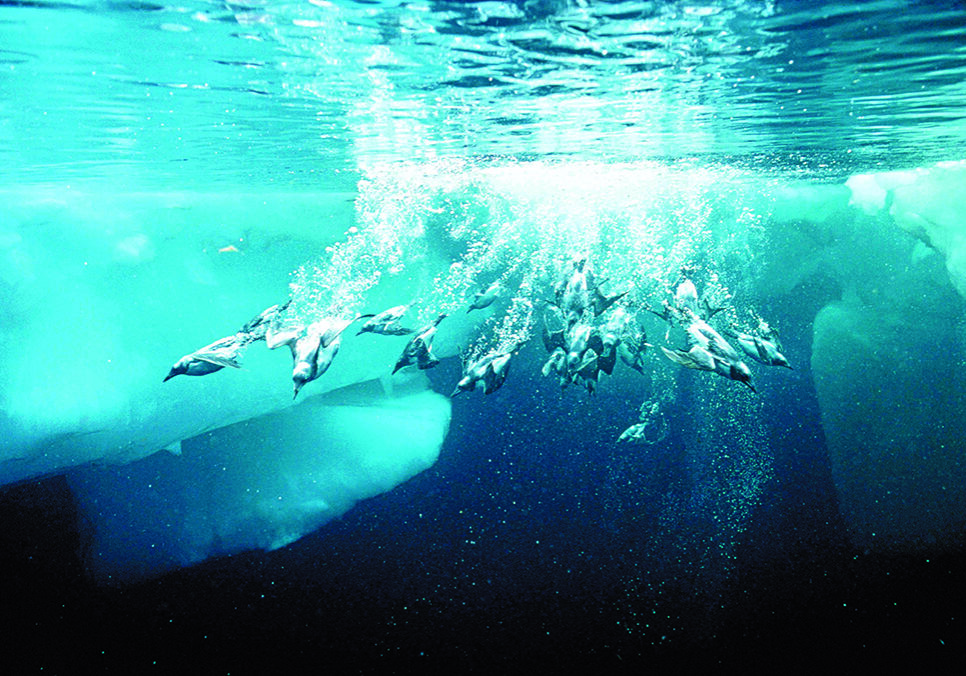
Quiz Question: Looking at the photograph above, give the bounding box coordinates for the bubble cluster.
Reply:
[280,160,782,638]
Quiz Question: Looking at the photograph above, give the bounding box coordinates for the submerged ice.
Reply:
[69,374,449,579]
[3,158,966,579]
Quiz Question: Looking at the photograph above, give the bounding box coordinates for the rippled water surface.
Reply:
[3,2,966,673]
[3,0,966,186]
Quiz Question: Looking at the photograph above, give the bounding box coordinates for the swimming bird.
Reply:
[591,285,629,316]
[265,322,303,352]
[482,352,514,394]
[618,422,649,443]
[467,281,503,313]
[315,314,374,348]
[660,344,755,392]
[564,322,599,374]
[541,347,570,390]
[451,341,523,397]
[660,307,755,390]
[618,402,669,444]
[597,344,617,377]
[618,416,668,444]
[393,313,447,374]
[560,321,608,392]
[598,307,633,375]
[660,343,715,372]
[555,257,594,326]
[356,305,415,336]
[573,349,602,394]
[163,335,246,382]
[619,334,648,374]
[730,330,792,369]
[673,278,700,316]
[683,312,743,364]
[649,278,727,329]
[290,324,343,399]
[164,300,293,382]
[541,306,567,353]
[756,320,783,349]
[239,299,291,342]
[268,314,371,398]
[618,319,652,375]
[647,278,698,324]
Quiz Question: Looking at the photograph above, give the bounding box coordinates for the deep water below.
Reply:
[2,462,961,673]
[4,1,966,671]
[2,345,961,673]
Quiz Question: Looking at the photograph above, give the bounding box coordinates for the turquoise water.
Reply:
[3,1,966,672]
[4,0,966,187]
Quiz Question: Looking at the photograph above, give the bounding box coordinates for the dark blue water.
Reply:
[3,279,961,672]
[4,0,966,672]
